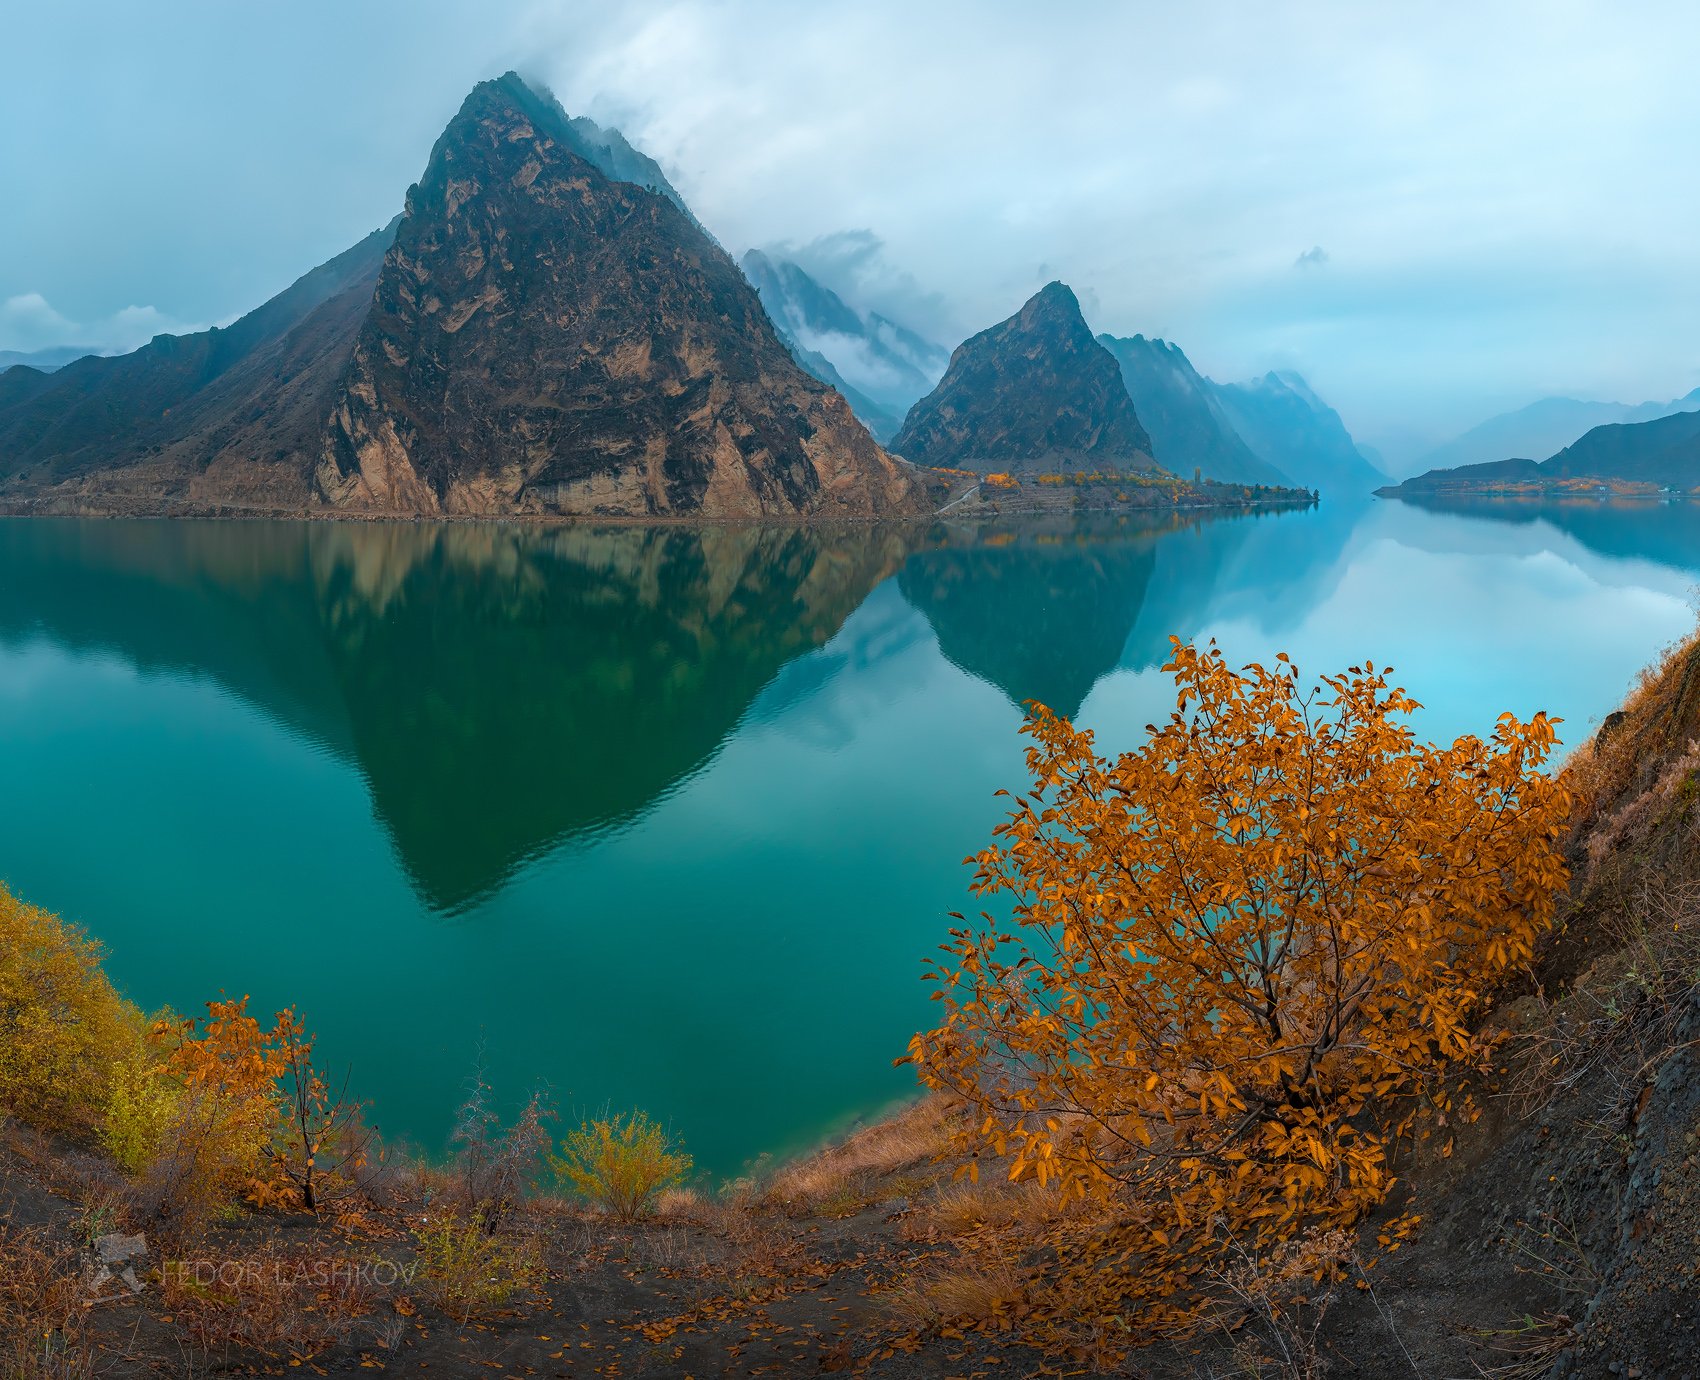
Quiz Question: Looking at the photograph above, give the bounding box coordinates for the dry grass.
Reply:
[912,1176,1059,1240]
[1581,737,1700,873]
[1567,623,1700,837]
[654,1186,703,1218]
[695,1199,805,1278]
[1510,875,1700,1123]
[760,1097,955,1217]
[1468,1311,1577,1380]
[154,1240,384,1362]
[880,1258,1026,1332]
[0,1222,92,1380]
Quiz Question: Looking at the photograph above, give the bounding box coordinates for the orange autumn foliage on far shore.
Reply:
[909,638,1573,1344]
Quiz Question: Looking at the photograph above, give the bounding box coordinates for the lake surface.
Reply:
[2,496,1697,1178]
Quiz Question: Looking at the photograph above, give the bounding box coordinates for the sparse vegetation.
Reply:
[414,1210,544,1323]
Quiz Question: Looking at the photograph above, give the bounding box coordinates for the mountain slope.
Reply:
[1386,406,1700,495]
[1206,371,1382,495]
[1414,388,1700,474]
[1097,334,1289,486]
[891,282,1155,474]
[740,250,945,439]
[317,74,917,518]
[0,221,396,495]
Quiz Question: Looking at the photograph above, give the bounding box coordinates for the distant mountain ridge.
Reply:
[1207,371,1385,495]
[740,250,947,440]
[0,346,102,373]
[1097,334,1288,487]
[1383,406,1700,496]
[891,282,1155,475]
[1413,388,1700,475]
[0,73,920,520]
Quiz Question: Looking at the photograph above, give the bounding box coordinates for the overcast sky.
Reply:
[4,0,1698,457]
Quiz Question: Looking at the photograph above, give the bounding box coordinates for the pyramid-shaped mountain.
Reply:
[319,74,917,518]
[0,74,919,520]
[1097,334,1289,486]
[891,282,1155,474]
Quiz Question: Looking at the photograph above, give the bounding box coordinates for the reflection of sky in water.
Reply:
[1084,501,1697,762]
[0,501,1696,1178]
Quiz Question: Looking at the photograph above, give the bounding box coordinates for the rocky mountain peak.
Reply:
[890,282,1155,474]
[315,76,919,518]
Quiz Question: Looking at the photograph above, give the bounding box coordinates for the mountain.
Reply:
[319,74,917,518]
[0,346,100,373]
[1206,371,1383,495]
[1384,407,1700,496]
[740,250,947,441]
[891,282,1155,474]
[0,219,398,507]
[1097,334,1289,486]
[1413,388,1700,475]
[0,74,919,521]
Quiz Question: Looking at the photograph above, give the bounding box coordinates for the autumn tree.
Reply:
[909,640,1572,1343]
[266,1010,374,1214]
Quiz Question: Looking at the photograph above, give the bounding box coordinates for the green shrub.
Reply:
[100,1046,181,1173]
[549,1111,692,1222]
[414,1211,542,1322]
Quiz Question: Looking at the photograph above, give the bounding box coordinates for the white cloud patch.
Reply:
[0,292,206,355]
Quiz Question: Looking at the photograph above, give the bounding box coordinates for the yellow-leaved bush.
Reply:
[908,640,1573,1346]
[550,1111,692,1222]
[0,884,144,1136]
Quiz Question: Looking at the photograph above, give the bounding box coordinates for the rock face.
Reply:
[0,74,920,521]
[317,74,917,519]
[891,282,1155,475]
[1097,334,1288,486]
[1206,371,1383,496]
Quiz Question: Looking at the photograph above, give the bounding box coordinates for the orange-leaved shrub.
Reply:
[908,639,1573,1346]
[131,997,290,1236]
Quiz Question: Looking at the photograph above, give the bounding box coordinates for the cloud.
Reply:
[0,292,206,356]
[520,0,1700,436]
[1294,246,1330,270]
[5,0,1700,438]
[761,229,956,344]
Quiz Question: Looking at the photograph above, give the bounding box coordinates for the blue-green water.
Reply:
[1,497,1696,1178]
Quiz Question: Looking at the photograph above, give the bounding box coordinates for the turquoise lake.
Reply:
[1,496,1697,1179]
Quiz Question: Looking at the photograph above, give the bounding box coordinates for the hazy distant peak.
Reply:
[1095,332,1287,487]
[740,248,947,426]
[1413,385,1700,475]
